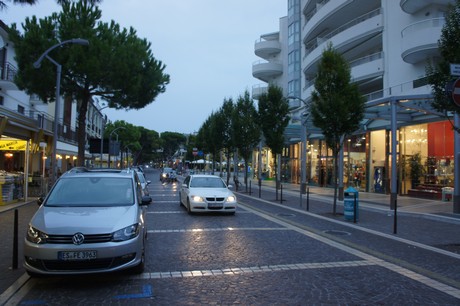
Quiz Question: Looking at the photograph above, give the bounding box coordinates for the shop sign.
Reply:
[0,140,27,151]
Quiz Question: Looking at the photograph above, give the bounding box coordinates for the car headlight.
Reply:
[227,196,236,202]
[26,225,48,244]
[112,224,140,242]
[191,195,204,202]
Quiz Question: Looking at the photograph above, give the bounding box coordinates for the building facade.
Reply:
[0,20,107,203]
[253,0,456,204]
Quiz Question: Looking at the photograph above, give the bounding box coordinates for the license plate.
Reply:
[58,250,97,261]
[208,203,223,208]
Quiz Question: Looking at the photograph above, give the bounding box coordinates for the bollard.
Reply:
[306,187,310,211]
[249,180,252,195]
[12,209,18,270]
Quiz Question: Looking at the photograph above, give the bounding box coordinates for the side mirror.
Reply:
[37,197,44,206]
[146,180,151,185]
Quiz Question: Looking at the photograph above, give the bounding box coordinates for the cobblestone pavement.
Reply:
[0,169,459,305]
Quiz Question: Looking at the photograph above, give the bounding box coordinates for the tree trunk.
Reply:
[77,97,90,167]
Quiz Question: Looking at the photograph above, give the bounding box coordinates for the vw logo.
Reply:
[72,232,85,245]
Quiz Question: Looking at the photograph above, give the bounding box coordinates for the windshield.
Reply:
[190,177,226,188]
[46,177,134,206]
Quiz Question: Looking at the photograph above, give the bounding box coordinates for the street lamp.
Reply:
[288,96,310,194]
[33,38,89,184]
[91,105,109,168]
[108,126,126,168]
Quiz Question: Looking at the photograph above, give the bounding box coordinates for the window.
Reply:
[288,0,300,17]
[288,50,300,74]
[288,21,300,46]
[17,105,25,115]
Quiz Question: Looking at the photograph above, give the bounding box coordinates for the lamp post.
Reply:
[108,126,126,168]
[288,96,310,194]
[91,105,109,168]
[33,38,89,184]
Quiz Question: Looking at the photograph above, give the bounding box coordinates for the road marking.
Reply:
[134,260,374,280]
[113,285,153,300]
[240,202,460,300]
[238,193,460,260]
[148,227,288,233]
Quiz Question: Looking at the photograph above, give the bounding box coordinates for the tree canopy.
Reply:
[9,0,170,165]
[427,0,460,125]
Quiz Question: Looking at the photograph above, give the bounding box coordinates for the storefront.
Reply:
[286,120,454,199]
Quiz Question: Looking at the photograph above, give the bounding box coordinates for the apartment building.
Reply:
[253,0,456,203]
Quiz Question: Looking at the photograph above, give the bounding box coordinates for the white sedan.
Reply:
[179,174,237,215]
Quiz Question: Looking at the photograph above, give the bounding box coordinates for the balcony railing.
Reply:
[0,101,78,144]
[0,62,17,82]
[304,8,382,56]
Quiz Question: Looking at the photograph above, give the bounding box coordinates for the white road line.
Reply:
[131,260,374,280]
[148,227,288,233]
[240,202,460,299]
[238,194,460,260]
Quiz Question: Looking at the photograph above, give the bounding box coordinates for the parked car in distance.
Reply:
[24,168,152,276]
[160,167,177,182]
[136,170,151,196]
[179,174,237,215]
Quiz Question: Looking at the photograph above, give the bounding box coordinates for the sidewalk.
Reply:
[239,178,460,220]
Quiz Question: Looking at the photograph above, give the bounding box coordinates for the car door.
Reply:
[181,176,190,203]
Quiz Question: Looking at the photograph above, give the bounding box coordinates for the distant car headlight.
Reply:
[112,223,140,242]
[191,195,204,202]
[26,225,48,244]
[227,196,236,202]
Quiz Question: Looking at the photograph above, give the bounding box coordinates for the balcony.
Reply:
[401,18,444,64]
[400,0,451,14]
[303,9,383,75]
[254,39,281,59]
[252,60,283,82]
[0,62,18,90]
[350,52,384,82]
[252,84,268,100]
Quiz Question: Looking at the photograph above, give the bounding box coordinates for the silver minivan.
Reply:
[24,168,152,276]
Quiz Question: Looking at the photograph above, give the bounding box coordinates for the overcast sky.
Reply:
[1,0,285,134]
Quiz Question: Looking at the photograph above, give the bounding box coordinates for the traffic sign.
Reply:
[452,78,460,107]
[450,63,460,76]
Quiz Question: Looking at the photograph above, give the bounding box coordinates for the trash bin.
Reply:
[344,187,359,221]
[442,187,454,201]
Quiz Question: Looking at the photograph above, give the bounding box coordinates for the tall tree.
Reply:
[217,98,235,185]
[134,127,160,166]
[9,0,169,167]
[310,43,365,214]
[233,90,260,190]
[258,84,290,195]
[426,0,460,131]
[160,132,186,162]
[0,0,102,11]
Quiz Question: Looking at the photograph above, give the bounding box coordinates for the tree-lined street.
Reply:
[1,168,459,304]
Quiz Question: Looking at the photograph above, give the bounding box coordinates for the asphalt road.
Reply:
[1,168,459,305]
